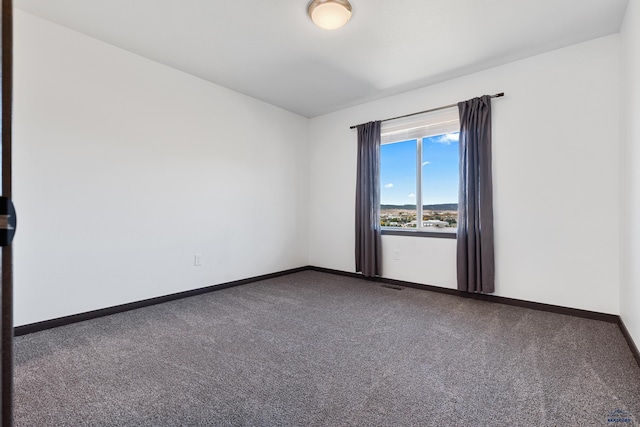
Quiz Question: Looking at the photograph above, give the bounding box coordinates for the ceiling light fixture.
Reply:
[308,0,353,30]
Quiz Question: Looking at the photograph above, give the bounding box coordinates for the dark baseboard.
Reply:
[456,290,619,323]
[13,264,640,369]
[618,318,640,368]
[308,266,618,323]
[307,266,363,280]
[14,266,308,337]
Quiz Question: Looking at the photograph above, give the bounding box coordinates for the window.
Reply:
[380,107,459,235]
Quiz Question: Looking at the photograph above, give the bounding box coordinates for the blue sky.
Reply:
[380,133,459,206]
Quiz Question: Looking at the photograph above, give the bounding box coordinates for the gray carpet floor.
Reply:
[13,271,640,426]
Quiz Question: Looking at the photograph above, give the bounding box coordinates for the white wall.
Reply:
[620,0,640,346]
[309,35,621,314]
[13,11,309,327]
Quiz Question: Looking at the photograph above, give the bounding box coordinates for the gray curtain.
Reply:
[355,121,382,277]
[457,96,495,293]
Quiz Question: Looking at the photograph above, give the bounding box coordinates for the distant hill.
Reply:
[380,203,458,211]
[424,203,458,211]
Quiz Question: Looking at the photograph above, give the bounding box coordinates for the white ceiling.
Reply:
[15,0,629,118]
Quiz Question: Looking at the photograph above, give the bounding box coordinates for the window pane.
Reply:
[421,132,459,231]
[380,139,417,228]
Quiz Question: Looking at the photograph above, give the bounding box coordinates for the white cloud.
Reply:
[434,133,460,145]
[422,161,431,166]
[408,193,416,198]
[384,183,394,188]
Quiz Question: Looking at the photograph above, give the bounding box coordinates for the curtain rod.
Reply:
[349,92,504,130]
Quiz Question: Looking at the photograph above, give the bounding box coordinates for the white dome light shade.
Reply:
[308,0,352,30]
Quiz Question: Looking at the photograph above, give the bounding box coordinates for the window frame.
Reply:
[379,107,459,239]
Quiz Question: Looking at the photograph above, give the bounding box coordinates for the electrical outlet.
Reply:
[394,249,400,260]
[194,253,202,266]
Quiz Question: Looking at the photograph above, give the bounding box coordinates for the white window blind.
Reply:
[381,106,460,145]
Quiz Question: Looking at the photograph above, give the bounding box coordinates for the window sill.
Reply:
[381,228,457,239]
